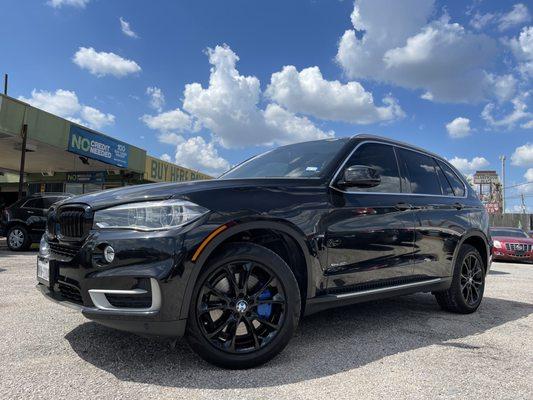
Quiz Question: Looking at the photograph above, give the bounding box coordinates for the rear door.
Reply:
[20,198,46,233]
[395,148,469,279]
[325,142,417,290]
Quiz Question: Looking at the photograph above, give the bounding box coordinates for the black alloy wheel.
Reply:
[434,244,485,314]
[460,253,483,306]
[187,242,300,369]
[197,261,286,353]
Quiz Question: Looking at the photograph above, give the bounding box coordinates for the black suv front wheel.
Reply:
[187,242,301,369]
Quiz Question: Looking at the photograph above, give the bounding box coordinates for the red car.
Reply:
[490,227,533,263]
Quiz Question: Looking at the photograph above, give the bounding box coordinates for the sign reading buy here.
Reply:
[68,125,129,168]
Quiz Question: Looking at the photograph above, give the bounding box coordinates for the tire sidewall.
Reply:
[453,245,485,311]
[186,242,301,369]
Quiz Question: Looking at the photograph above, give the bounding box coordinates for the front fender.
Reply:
[178,219,317,320]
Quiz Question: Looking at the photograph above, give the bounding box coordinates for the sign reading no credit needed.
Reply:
[68,125,129,168]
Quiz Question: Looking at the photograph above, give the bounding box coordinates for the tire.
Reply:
[7,225,31,251]
[434,244,485,314]
[186,242,301,369]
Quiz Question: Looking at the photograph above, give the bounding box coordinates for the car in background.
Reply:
[1,192,72,251]
[490,227,533,263]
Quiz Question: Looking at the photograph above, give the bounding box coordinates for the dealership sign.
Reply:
[144,156,211,183]
[68,125,129,168]
[473,171,499,185]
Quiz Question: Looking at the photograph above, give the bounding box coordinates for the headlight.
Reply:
[39,236,50,258]
[493,240,502,249]
[93,199,209,231]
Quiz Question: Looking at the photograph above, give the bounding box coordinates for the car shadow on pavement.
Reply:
[65,293,533,389]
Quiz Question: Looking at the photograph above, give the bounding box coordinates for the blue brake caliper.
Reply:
[256,289,272,319]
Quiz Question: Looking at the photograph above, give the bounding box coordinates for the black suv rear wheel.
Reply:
[434,244,485,314]
[186,242,300,369]
[7,225,31,251]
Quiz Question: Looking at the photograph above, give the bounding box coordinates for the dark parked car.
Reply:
[1,193,72,251]
[36,135,490,368]
[490,227,533,263]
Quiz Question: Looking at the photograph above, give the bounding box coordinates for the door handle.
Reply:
[453,202,464,210]
[395,202,412,211]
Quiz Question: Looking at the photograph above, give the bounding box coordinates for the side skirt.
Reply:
[304,277,452,316]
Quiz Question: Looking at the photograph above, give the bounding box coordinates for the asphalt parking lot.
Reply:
[0,247,532,400]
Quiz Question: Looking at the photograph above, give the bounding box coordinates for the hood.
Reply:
[492,236,533,244]
[62,178,324,210]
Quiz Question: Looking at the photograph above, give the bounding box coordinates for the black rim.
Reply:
[196,261,286,354]
[460,253,483,306]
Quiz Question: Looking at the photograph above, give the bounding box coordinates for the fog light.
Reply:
[104,245,115,263]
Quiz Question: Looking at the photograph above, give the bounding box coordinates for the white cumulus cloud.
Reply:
[511,142,533,166]
[498,3,531,31]
[47,0,89,8]
[446,117,472,138]
[119,17,138,38]
[448,156,489,174]
[508,26,533,78]
[182,45,333,148]
[481,93,533,129]
[73,47,141,77]
[146,86,165,112]
[141,108,192,133]
[173,136,230,176]
[336,0,498,103]
[18,89,115,130]
[525,168,533,181]
[265,65,404,124]
[79,106,115,129]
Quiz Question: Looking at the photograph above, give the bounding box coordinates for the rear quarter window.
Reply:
[437,160,466,197]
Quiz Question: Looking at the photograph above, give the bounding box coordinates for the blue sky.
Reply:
[1,0,532,210]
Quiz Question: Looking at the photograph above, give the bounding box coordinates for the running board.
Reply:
[332,278,443,299]
[304,277,450,316]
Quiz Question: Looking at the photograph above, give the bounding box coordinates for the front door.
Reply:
[324,142,417,291]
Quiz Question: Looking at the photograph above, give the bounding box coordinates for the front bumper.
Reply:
[35,226,202,337]
[36,283,186,336]
[492,249,533,263]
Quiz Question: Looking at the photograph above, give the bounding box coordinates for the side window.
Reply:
[396,148,442,195]
[437,160,466,197]
[22,198,44,209]
[341,143,401,193]
[434,159,454,196]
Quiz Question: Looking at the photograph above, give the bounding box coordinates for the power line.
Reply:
[504,181,533,189]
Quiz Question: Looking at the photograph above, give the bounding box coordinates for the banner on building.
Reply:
[144,156,211,183]
[68,125,129,168]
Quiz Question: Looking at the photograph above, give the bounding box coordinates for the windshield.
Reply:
[490,229,528,238]
[220,138,350,179]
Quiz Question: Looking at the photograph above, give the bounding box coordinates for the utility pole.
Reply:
[520,193,526,214]
[3,73,7,95]
[499,155,506,214]
[18,124,28,200]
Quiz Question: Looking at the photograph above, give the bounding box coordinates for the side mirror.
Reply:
[338,165,381,188]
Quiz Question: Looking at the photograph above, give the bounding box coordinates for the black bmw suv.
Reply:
[37,135,490,368]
